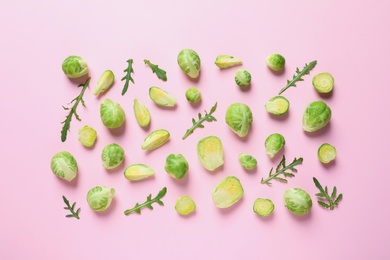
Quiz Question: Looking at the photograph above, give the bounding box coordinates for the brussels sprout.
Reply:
[141,129,170,150]
[197,136,224,171]
[225,103,253,138]
[212,176,244,208]
[235,69,251,87]
[78,125,97,147]
[101,143,125,169]
[238,153,257,170]
[265,96,289,115]
[318,143,337,164]
[214,55,242,69]
[149,86,176,107]
[265,133,285,158]
[185,87,201,104]
[266,54,285,71]
[177,49,201,79]
[124,164,154,181]
[86,186,115,212]
[302,101,332,132]
[165,154,189,179]
[62,55,88,78]
[283,188,312,216]
[100,99,126,129]
[133,99,151,127]
[93,70,115,96]
[50,151,78,182]
[253,198,274,217]
[175,196,196,215]
[312,72,334,94]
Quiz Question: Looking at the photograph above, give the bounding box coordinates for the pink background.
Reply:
[1,0,389,259]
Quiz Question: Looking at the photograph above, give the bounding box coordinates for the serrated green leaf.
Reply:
[121,59,135,96]
[66,214,74,218]
[124,187,167,216]
[331,186,337,199]
[182,103,218,140]
[315,193,326,197]
[278,60,317,95]
[261,155,303,185]
[335,194,343,205]
[144,59,167,81]
[318,201,330,208]
[62,195,81,219]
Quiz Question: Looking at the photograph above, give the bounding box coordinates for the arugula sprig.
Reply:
[182,103,217,140]
[313,177,343,210]
[144,59,167,81]
[60,77,90,142]
[261,155,303,184]
[62,196,80,219]
[121,59,135,95]
[278,60,317,95]
[124,187,167,216]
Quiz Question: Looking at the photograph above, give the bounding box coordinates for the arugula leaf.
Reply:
[261,155,303,184]
[124,187,167,216]
[144,59,167,81]
[121,59,135,95]
[60,77,90,142]
[313,177,343,210]
[62,196,80,219]
[278,60,317,95]
[182,103,218,140]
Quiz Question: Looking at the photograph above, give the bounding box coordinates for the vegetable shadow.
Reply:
[217,196,244,215]
[304,122,332,138]
[206,164,224,174]
[288,209,313,222]
[267,67,285,76]
[153,103,178,111]
[239,84,251,92]
[105,158,126,174]
[229,127,254,143]
[268,110,290,121]
[179,211,197,219]
[58,175,78,188]
[108,120,127,136]
[243,166,258,175]
[94,198,117,216]
[320,159,337,169]
[190,99,202,109]
[185,71,201,83]
[67,74,90,85]
[317,87,335,99]
[270,149,285,163]
[169,172,190,187]
[256,212,276,222]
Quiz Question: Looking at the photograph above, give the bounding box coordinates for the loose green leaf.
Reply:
[124,187,167,216]
[144,59,167,81]
[182,103,218,140]
[121,59,135,95]
[261,155,303,184]
[313,177,343,210]
[278,60,317,95]
[60,77,90,142]
[62,196,80,219]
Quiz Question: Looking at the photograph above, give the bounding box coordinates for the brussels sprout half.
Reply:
[165,154,189,179]
[212,176,244,208]
[100,99,126,129]
[253,198,274,217]
[225,103,253,138]
[284,188,312,216]
[124,164,154,181]
[266,54,285,71]
[177,49,201,79]
[214,55,242,69]
[133,99,151,127]
[86,186,115,212]
[175,196,196,215]
[265,96,290,115]
[312,72,334,94]
[101,143,125,169]
[302,101,332,132]
[78,125,97,147]
[149,86,176,107]
[62,55,88,78]
[50,151,78,182]
[265,133,285,158]
[318,143,337,164]
[93,70,115,96]
[197,136,224,171]
[141,129,170,151]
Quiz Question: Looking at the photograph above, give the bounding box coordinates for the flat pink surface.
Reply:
[1,0,389,259]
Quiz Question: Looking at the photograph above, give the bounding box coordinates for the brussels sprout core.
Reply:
[175,196,196,215]
[100,99,126,129]
[212,176,244,208]
[165,154,189,179]
[197,136,224,171]
[62,56,88,78]
[149,86,176,107]
[177,49,201,79]
[124,164,155,181]
[253,198,274,217]
[265,96,290,115]
[266,54,285,71]
[225,103,253,138]
[185,87,202,104]
[284,188,312,216]
[265,133,286,158]
[86,186,115,212]
[50,151,78,182]
[318,143,337,164]
[302,101,332,132]
[238,154,257,170]
[235,69,252,87]
[101,143,125,169]
[78,125,97,147]
[312,72,334,94]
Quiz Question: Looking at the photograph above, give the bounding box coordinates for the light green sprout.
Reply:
[86,186,115,212]
[62,56,88,78]
[100,99,126,129]
[177,49,201,79]
[235,69,251,87]
[266,54,285,71]
[225,103,253,138]
[78,125,97,147]
[318,143,337,164]
[253,198,274,217]
[284,188,312,216]
[141,129,170,151]
[50,151,78,182]
[149,86,176,107]
[185,87,202,104]
[175,196,196,215]
[197,136,224,171]
[238,153,257,170]
[212,176,244,208]
[124,164,154,181]
[265,96,290,115]
[165,154,189,179]
[265,133,285,158]
[302,101,332,132]
[312,72,334,94]
[214,55,242,69]
[101,143,125,169]
[93,70,115,96]
[133,99,151,127]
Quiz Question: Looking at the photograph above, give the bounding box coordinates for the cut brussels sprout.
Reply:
[265,96,289,115]
[318,143,337,164]
[62,55,88,78]
[100,99,126,129]
[235,69,251,87]
[175,196,196,215]
[284,188,312,216]
[177,49,201,79]
[185,87,201,104]
[149,86,176,107]
[197,136,224,171]
[265,133,285,158]
[86,186,115,212]
[101,143,125,169]
[214,55,242,69]
[50,151,78,182]
[266,54,285,71]
[133,99,151,127]
[124,164,154,181]
[141,129,170,150]
[225,103,253,138]
[93,70,115,96]
[165,154,189,179]
[212,176,244,208]
[238,153,257,170]
[78,125,97,147]
[312,72,334,94]
[302,101,332,132]
[253,198,274,217]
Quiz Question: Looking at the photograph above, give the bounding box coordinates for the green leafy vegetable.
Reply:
[124,187,167,215]
[144,59,167,81]
[62,196,80,219]
[121,59,135,95]
[278,60,317,95]
[313,177,343,210]
[261,155,303,184]
[182,103,217,140]
[60,77,90,142]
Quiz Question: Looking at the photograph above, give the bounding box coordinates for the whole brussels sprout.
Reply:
[165,154,189,179]
[265,133,285,158]
[238,153,257,170]
[185,87,201,104]
[212,176,244,208]
[177,49,201,79]
[284,188,312,216]
[266,54,285,71]
[101,143,125,169]
[175,196,196,215]
[78,125,97,147]
[62,56,88,78]
[235,69,251,87]
[225,103,253,138]
[50,151,78,182]
[100,99,126,129]
[302,101,332,132]
[86,186,115,212]
[197,136,224,171]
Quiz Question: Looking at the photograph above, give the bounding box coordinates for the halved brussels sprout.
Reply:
[212,176,244,208]
[62,56,88,78]
[265,133,285,158]
[235,69,251,87]
[214,55,242,69]
[133,99,151,127]
[86,186,115,212]
[318,143,337,164]
[100,99,126,129]
[284,188,312,216]
[93,70,115,96]
[253,198,274,217]
[165,154,189,179]
[197,136,224,171]
[302,101,332,132]
[185,87,201,104]
[238,153,257,170]
[101,143,125,169]
[312,72,334,94]
[266,54,285,71]
[225,103,253,138]
[141,129,170,150]
[50,151,78,182]
[78,125,97,147]
[265,96,290,115]
[177,49,201,79]
[149,86,176,107]
[124,164,154,181]
[175,196,196,215]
